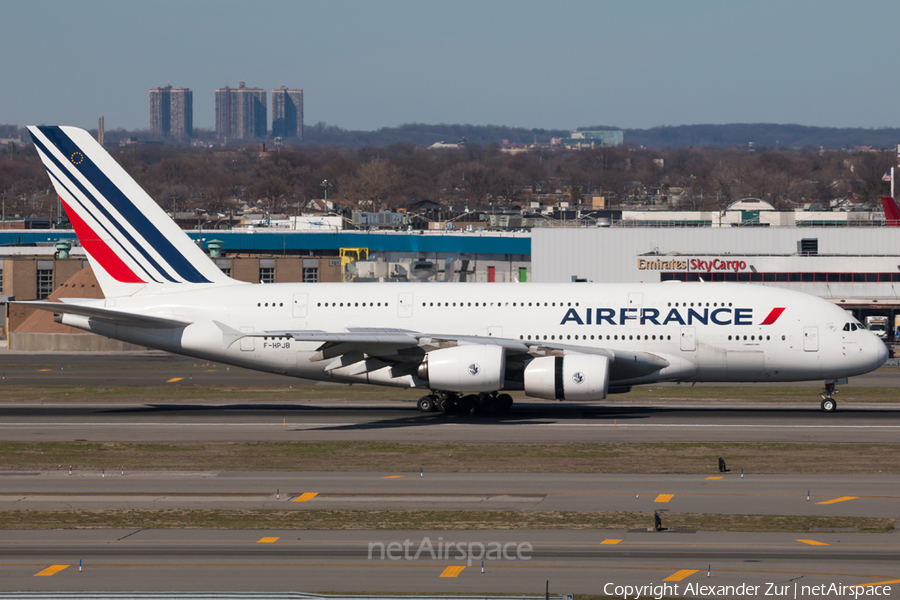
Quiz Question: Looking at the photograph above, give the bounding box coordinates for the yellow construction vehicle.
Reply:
[340,247,369,281]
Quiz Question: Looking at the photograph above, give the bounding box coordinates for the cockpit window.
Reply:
[843,323,850,331]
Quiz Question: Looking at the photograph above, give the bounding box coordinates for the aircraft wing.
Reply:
[12,300,191,329]
[214,323,671,381]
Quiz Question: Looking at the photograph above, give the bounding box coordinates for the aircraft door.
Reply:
[398,293,414,318]
[292,293,308,318]
[803,326,819,352]
[680,326,696,352]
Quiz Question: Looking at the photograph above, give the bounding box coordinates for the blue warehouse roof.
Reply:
[0,230,531,256]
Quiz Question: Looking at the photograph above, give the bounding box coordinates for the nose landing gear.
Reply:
[820,382,837,412]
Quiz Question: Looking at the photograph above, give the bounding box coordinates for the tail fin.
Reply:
[28,126,235,298]
[881,196,900,227]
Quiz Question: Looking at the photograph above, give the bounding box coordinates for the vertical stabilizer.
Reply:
[28,126,237,297]
[881,196,900,227]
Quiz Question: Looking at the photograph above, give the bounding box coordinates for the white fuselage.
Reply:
[61,281,887,392]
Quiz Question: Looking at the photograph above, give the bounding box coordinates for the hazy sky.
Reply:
[3,0,899,132]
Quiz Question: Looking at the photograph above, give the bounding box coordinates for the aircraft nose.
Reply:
[869,335,889,370]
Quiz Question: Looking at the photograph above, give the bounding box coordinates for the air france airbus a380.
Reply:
[20,126,888,414]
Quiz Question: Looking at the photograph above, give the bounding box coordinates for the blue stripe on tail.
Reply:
[38,126,211,284]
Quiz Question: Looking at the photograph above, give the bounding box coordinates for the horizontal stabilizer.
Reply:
[13,301,191,329]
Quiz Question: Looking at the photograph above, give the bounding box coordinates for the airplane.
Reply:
[18,126,888,414]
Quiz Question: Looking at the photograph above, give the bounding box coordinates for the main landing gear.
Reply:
[820,382,837,413]
[416,392,514,415]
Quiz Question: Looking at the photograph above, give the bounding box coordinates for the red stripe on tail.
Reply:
[760,307,786,325]
[60,198,146,284]
[882,197,900,226]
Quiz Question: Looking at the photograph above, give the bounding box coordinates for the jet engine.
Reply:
[417,345,505,393]
[524,354,609,400]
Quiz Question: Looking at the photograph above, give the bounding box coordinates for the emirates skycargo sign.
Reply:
[637,258,748,272]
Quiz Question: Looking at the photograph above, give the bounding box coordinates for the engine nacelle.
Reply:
[524,354,609,400]
[417,345,505,393]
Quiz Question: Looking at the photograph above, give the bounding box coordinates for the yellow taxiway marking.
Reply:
[846,580,900,588]
[34,564,69,577]
[600,539,622,545]
[4,562,897,581]
[663,569,698,582]
[439,565,466,577]
[166,377,183,383]
[705,476,723,480]
[654,494,673,503]
[256,537,279,544]
[36,369,52,372]
[797,539,829,546]
[817,496,858,505]
[292,492,318,503]
[382,476,404,479]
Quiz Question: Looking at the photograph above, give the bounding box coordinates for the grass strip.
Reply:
[2,441,899,473]
[0,509,892,533]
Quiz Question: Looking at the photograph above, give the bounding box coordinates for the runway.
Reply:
[1,472,898,518]
[2,529,898,594]
[0,351,898,387]
[0,401,899,443]
[1,353,897,595]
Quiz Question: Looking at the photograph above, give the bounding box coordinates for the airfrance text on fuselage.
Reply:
[560,307,753,326]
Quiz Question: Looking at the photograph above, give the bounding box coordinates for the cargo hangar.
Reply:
[532,225,900,341]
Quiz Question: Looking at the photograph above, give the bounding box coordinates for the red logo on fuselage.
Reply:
[760,307,786,325]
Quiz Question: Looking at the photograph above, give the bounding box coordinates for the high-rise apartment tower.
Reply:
[272,87,304,140]
[149,86,193,139]
[215,82,267,140]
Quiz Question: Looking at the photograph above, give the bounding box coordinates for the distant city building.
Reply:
[562,130,623,148]
[215,82,267,140]
[149,86,193,139]
[271,87,304,140]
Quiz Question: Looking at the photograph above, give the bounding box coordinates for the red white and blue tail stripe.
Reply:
[28,126,233,298]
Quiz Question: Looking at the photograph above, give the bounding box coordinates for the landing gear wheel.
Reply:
[417,395,436,413]
[437,393,458,413]
[820,382,838,413]
[458,394,478,415]
[479,396,500,416]
[497,393,514,412]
